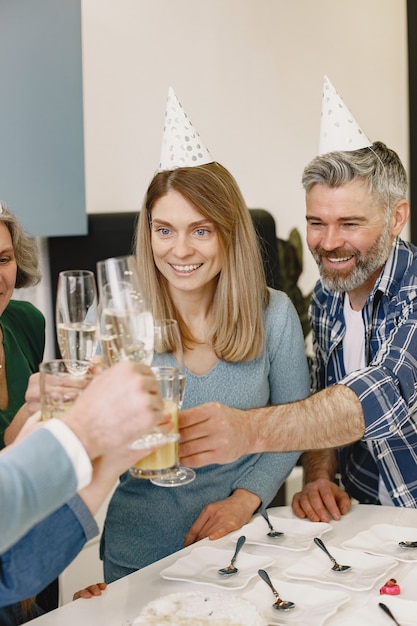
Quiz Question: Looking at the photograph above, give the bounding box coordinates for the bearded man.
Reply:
[291,140,415,520]
[179,139,417,519]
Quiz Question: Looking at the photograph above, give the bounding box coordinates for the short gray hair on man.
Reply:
[301,141,408,217]
[0,202,41,288]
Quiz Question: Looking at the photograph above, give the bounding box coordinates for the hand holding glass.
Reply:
[96,256,175,451]
[40,359,93,421]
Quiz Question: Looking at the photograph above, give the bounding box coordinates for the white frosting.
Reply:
[132,591,266,626]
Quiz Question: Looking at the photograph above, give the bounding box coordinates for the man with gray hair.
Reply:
[179,140,417,520]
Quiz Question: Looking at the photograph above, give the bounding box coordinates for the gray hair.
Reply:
[0,203,41,288]
[301,141,408,217]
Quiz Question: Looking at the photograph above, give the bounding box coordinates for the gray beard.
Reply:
[313,227,393,293]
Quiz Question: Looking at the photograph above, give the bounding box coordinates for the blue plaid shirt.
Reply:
[309,237,417,506]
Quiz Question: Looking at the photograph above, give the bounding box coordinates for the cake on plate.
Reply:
[132,591,266,626]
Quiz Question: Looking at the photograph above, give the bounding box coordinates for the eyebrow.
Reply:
[0,246,14,254]
[306,214,368,223]
[152,218,213,228]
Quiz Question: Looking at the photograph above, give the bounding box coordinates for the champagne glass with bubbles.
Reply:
[97,256,154,367]
[150,319,196,487]
[96,256,178,451]
[56,270,98,375]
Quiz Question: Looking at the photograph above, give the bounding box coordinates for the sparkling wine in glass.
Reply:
[150,319,196,487]
[56,270,98,374]
[96,256,177,452]
[97,256,154,366]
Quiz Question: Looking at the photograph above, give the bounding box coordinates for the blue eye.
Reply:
[157,227,171,236]
[195,228,209,236]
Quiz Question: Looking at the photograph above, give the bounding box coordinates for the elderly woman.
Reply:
[0,203,45,622]
[0,203,44,449]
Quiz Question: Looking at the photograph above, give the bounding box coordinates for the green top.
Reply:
[0,300,45,448]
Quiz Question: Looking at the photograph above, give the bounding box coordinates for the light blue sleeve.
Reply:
[232,291,310,505]
[0,495,98,606]
[0,428,78,552]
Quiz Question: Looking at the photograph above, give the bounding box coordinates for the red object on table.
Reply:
[379,578,401,595]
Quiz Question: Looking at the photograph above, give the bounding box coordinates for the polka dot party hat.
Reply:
[319,75,372,155]
[158,87,213,171]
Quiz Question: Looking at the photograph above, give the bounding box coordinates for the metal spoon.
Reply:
[313,537,351,572]
[218,535,246,575]
[261,510,283,538]
[258,569,295,611]
[379,602,403,626]
[399,540,417,548]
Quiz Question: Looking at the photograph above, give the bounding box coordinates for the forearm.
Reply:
[301,449,338,484]
[246,385,365,453]
[4,404,31,446]
[0,497,96,606]
[233,451,300,506]
[77,461,118,516]
[231,488,261,514]
[0,429,78,553]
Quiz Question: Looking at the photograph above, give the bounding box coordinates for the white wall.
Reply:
[81,0,409,295]
[16,0,409,356]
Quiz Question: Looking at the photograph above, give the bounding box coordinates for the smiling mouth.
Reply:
[170,263,203,273]
[326,255,355,264]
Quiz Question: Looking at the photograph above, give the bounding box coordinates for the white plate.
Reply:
[229,514,331,550]
[336,595,417,626]
[342,523,417,562]
[243,577,349,625]
[160,545,274,590]
[283,544,397,590]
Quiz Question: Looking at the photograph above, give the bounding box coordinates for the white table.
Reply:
[31,504,417,625]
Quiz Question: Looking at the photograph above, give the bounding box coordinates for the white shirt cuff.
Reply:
[42,418,93,490]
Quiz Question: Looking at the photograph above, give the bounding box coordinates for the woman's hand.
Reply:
[183,489,260,545]
[73,582,107,600]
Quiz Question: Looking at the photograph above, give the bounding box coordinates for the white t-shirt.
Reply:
[343,294,392,505]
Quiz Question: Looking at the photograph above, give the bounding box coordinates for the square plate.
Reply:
[336,595,417,626]
[342,523,417,562]
[230,514,331,550]
[283,544,397,590]
[160,545,274,590]
[243,577,349,625]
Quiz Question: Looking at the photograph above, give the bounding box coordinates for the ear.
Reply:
[390,199,409,236]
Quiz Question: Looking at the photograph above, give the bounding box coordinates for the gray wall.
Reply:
[0,0,86,236]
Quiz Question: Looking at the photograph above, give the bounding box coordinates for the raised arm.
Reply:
[180,384,365,466]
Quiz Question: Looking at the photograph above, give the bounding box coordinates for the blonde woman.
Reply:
[100,162,310,581]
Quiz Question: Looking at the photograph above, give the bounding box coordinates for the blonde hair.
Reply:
[0,203,41,287]
[135,163,269,361]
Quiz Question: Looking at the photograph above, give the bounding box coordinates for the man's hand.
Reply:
[291,478,351,522]
[179,403,249,467]
[61,362,165,460]
[183,489,260,545]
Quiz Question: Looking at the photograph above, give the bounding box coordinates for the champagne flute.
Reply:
[96,256,177,451]
[96,256,154,366]
[150,319,196,487]
[56,270,98,375]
